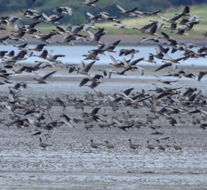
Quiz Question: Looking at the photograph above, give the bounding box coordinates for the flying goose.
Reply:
[117,5,137,16]
[42,13,63,24]
[50,6,73,16]
[33,70,56,83]
[79,74,103,87]
[75,61,96,75]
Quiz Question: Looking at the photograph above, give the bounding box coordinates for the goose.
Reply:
[60,114,75,127]
[42,13,63,24]
[85,81,101,92]
[119,49,139,56]
[116,5,137,16]
[146,140,156,151]
[83,49,101,61]
[98,40,121,53]
[171,28,189,36]
[33,70,56,83]
[156,139,165,151]
[109,55,124,68]
[76,61,95,75]
[181,21,199,31]
[87,28,106,43]
[150,45,169,60]
[128,139,139,152]
[46,53,65,63]
[173,141,182,152]
[114,23,130,29]
[90,140,100,148]
[197,71,207,81]
[144,54,157,64]
[149,20,165,29]
[86,12,102,22]
[30,44,47,52]
[105,141,115,149]
[158,12,184,24]
[39,138,52,150]
[50,7,73,16]
[9,16,22,25]
[167,117,177,127]
[33,32,57,43]
[99,12,121,23]
[144,25,159,36]
[0,36,10,45]
[79,74,103,87]
[164,23,178,30]
[133,22,156,33]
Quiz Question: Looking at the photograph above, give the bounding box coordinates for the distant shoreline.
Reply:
[3,34,206,46]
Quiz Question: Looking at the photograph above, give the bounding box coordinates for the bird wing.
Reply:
[155,62,172,72]
[140,37,155,43]
[91,107,100,115]
[110,55,119,65]
[53,54,65,60]
[123,88,134,96]
[84,61,95,72]
[42,70,56,80]
[42,13,50,21]
[64,7,73,16]
[90,0,99,4]
[198,71,207,81]
[117,5,126,12]
[129,57,144,66]
[79,78,89,87]
[170,13,183,21]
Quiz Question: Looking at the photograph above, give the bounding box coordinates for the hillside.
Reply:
[0,1,207,40]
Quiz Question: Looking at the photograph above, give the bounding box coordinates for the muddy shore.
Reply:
[0,65,207,189]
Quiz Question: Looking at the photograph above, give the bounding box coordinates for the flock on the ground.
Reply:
[0,0,207,152]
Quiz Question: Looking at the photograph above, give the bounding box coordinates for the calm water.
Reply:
[0,45,205,66]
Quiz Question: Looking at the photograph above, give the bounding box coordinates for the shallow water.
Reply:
[2,44,206,66]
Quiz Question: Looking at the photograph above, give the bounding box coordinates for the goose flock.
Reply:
[0,0,207,154]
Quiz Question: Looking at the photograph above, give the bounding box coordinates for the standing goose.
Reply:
[128,139,139,152]
[39,138,52,150]
[146,140,156,152]
[156,139,165,151]
[105,141,115,149]
[90,140,104,148]
[90,140,99,149]
[173,141,182,152]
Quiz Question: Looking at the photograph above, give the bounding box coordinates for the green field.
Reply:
[3,4,207,40]
[96,4,207,39]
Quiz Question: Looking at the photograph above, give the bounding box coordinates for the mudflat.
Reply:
[0,65,207,190]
